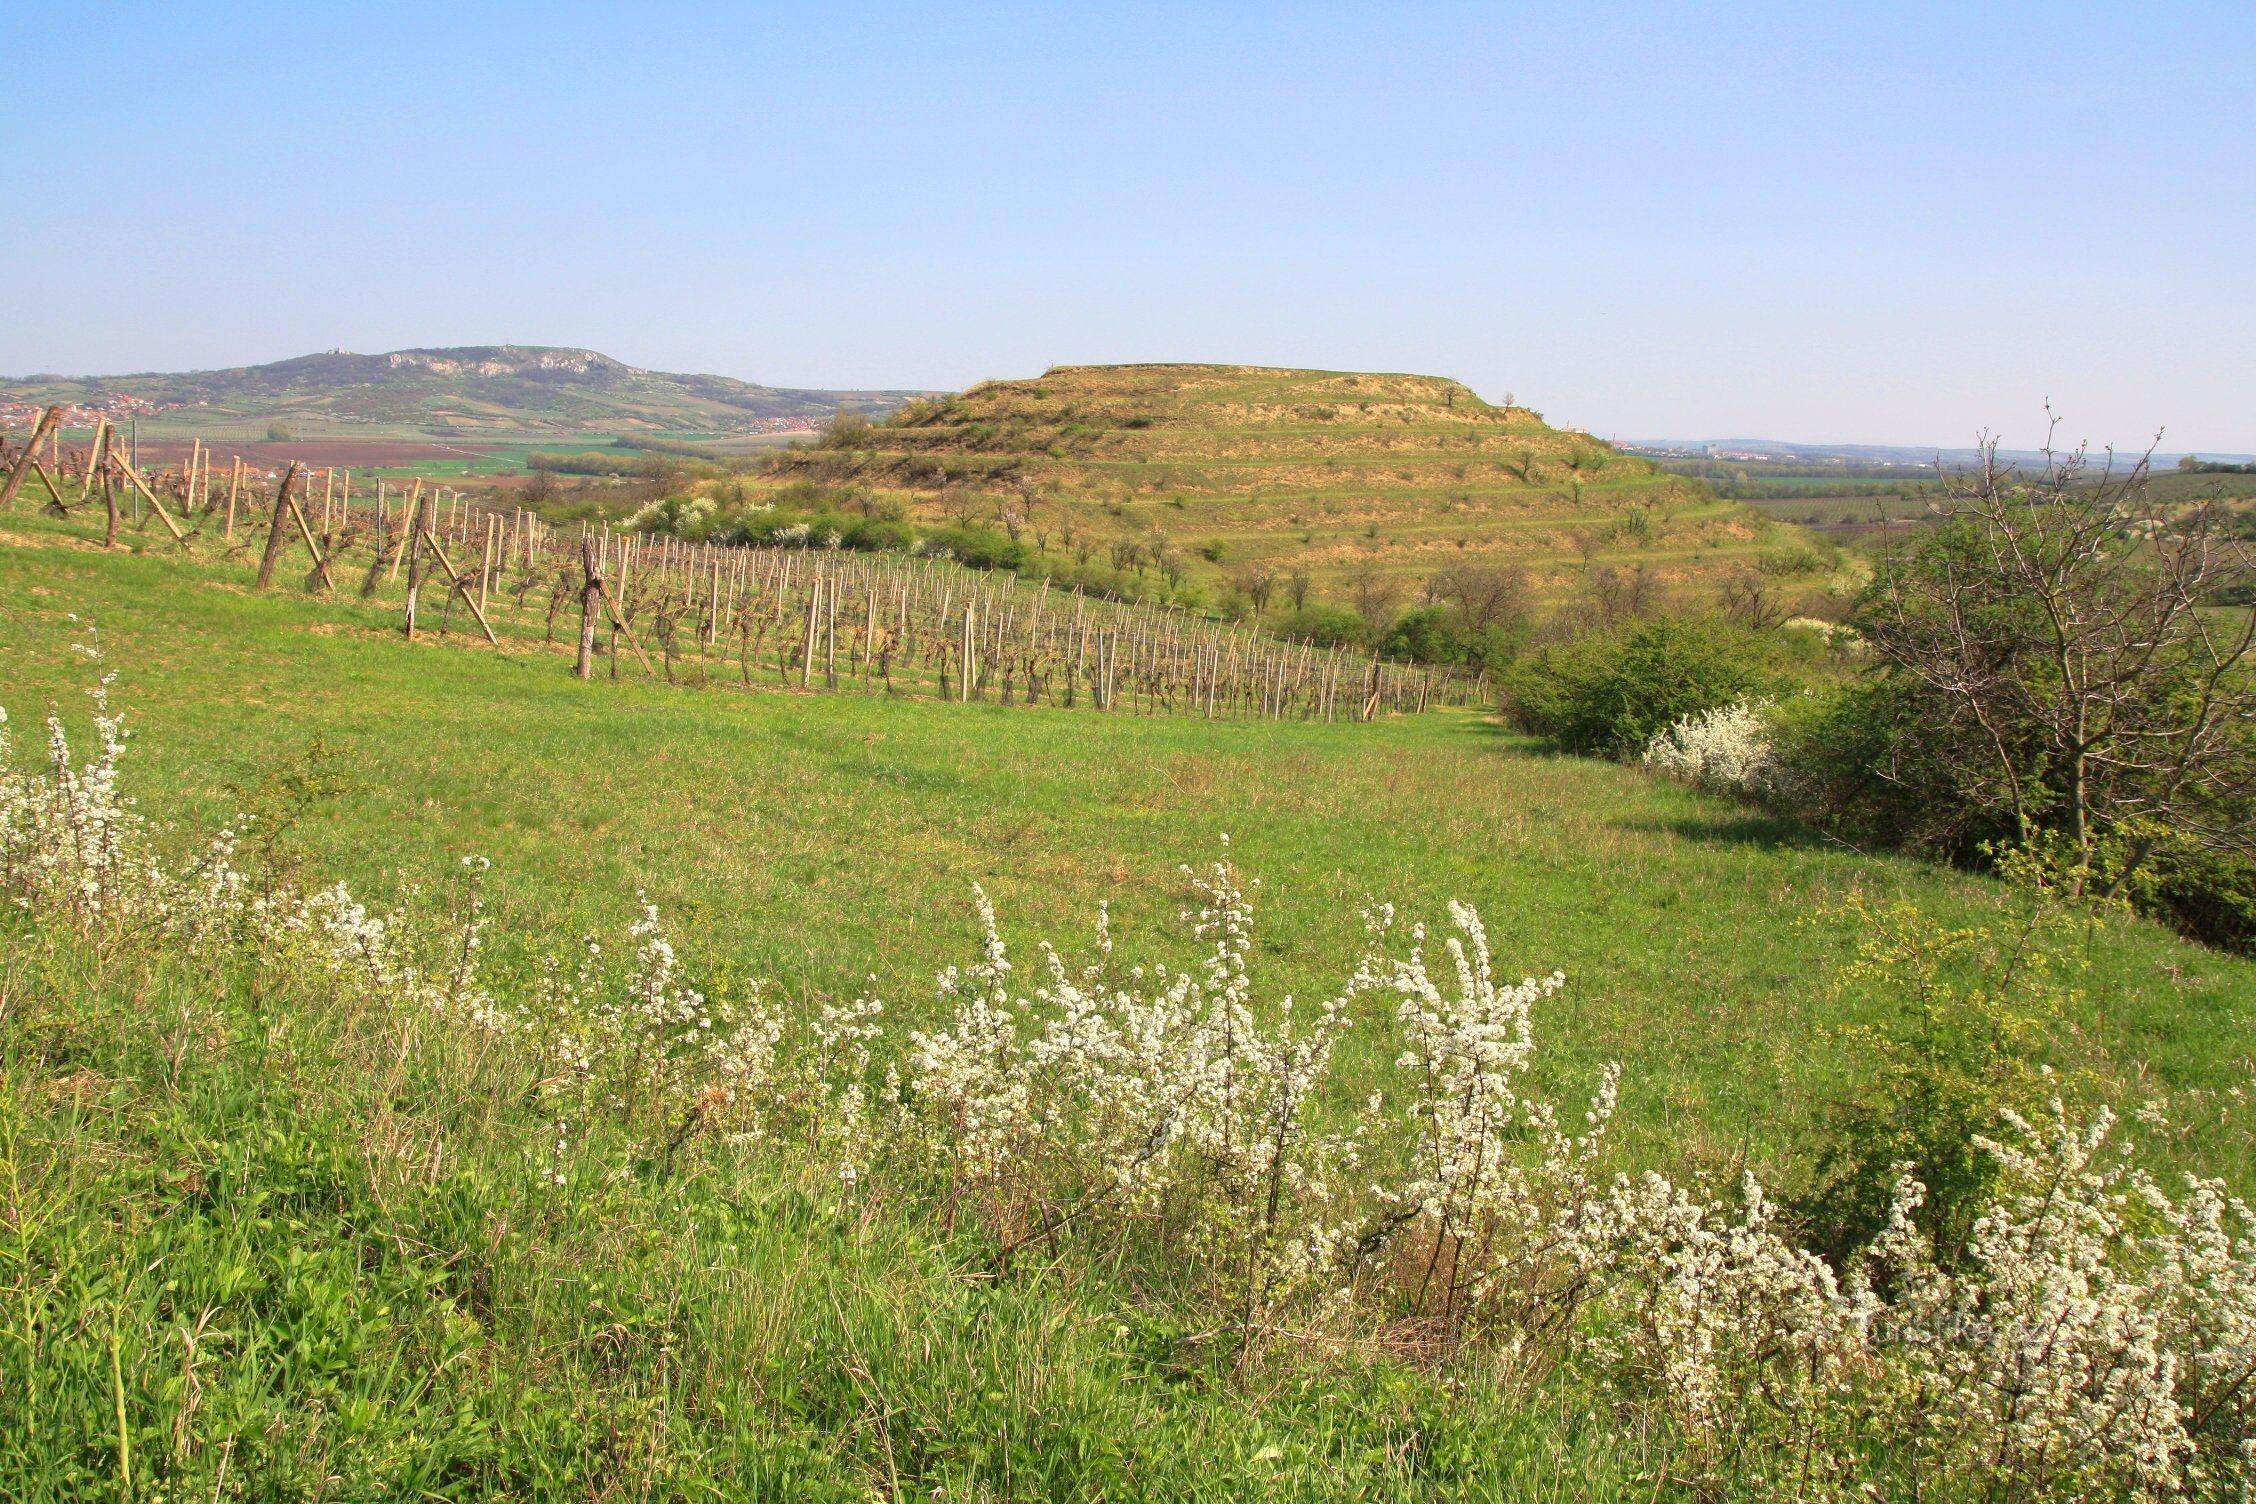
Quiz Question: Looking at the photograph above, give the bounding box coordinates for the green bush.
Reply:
[2134,838,2256,954]
[1500,618,1792,759]
[1382,605,1465,664]
[1276,602,1369,648]
[920,523,1029,572]
[1792,895,2072,1264]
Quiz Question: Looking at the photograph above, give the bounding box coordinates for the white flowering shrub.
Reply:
[1585,1170,1880,1489]
[6,642,2255,1497]
[0,634,165,932]
[1641,696,1788,799]
[525,895,784,1159]
[1862,1103,2256,1498]
[1378,901,1617,1357]
[905,849,1384,1332]
[627,494,717,536]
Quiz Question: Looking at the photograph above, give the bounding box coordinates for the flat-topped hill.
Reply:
[773,364,1812,609]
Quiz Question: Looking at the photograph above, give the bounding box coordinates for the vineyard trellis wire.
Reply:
[1,407,1473,721]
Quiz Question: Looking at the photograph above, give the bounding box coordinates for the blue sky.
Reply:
[4,2,2249,450]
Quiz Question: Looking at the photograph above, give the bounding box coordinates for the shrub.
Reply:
[920,523,1029,572]
[1639,697,1786,798]
[1791,895,2071,1263]
[1275,602,1369,648]
[1500,618,1791,759]
[2132,838,2256,953]
[1382,605,1465,665]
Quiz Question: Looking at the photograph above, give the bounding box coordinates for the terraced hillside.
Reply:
[771,364,1824,609]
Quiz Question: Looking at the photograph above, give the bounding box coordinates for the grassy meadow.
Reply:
[5,514,2254,1498]
[4,518,2250,1177]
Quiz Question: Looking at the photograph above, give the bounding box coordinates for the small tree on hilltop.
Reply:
[1859,428,2256,899]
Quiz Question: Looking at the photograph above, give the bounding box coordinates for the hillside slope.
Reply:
[1,345,934,438]
[4,528,2250,1497]
[771,363,1812,609]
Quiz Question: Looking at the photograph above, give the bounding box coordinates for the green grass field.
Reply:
[6,517,2254,1498]
[4,518,2248,1178]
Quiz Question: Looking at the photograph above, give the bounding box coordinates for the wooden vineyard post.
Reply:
[800,571,821,689]
[104,448,192,548]
[254,463,304,587]
[389,481,420,586]
[825,572,839,688]
[576,533,602,680]
[413,521,501,647]
[223,457,243,542]
[402,487,429,637]
[960,602,975,703]
[97,426,119,548]
[83,419,108,488]
[478,513,496,616]
[0,405,61,510]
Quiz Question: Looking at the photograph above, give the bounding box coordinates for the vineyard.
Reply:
[0,404,1461,720]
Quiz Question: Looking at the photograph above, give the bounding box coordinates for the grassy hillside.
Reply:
[0,520,2245,1173]
[1,345,935,442]
[768,364,1825,609]
[5,524,2252,1497]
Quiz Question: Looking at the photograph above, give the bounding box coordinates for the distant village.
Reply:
[0,392,203,430]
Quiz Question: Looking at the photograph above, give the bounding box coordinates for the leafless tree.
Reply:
[1285,568,1312,611]
[1231,563,1277,614]
[1346,554,1404,638]
[1585,564,1662,630]
[1863,429,2256,896]
[1430,562,1529,632]
[1719,567,1786,630]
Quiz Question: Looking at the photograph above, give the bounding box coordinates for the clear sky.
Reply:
[4,2,2249,451]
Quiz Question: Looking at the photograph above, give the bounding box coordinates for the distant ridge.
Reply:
[1621,437,2255,468]
[0,345,938,436]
